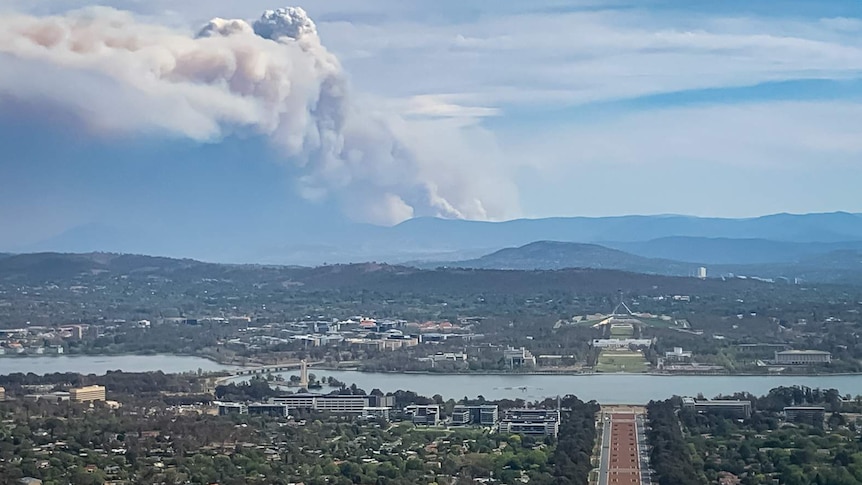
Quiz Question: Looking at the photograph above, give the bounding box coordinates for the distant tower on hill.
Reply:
[697,267,707,279]
[299,360,309,389]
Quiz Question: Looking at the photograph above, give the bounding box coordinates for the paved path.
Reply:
[598,416,611,485]
[597,408,649,485]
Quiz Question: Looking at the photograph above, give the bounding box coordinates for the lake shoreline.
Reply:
[3,353,858,378]
[6,355,862,402]
[313,366,862,378]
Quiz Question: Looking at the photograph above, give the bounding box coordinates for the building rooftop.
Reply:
[776,350,831,355]
[685,398,750,406]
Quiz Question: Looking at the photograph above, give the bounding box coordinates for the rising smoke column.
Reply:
[0,6,518,224]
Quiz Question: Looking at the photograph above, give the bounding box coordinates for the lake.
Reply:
[266,370,862,404]
[5,355,862,403]
[0,355,231,375]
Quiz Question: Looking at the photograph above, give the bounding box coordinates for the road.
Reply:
[596,407,650,485]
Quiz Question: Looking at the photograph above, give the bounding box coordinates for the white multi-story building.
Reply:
[270,394,371,414]
[664,347,693,361]
[592,338,652,349]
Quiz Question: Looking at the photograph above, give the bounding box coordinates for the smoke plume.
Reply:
[0,6,518,224]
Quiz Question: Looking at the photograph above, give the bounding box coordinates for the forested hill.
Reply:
[0,251,765,296]
[431,241,698,276]
[430,241,862,285]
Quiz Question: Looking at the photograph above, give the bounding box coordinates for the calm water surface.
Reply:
[0,355,230,375]
[273,370,862,404]
[5,355,862,403]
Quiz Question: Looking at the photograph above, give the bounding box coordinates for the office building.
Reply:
[24,392,70,403]
[452,405,499,426]
[498,409,561,437]
[270,393,371,414]
[664,347,693,361]
[70,385,106,403]
[369,394,395,408]
[503,347,536,368]
[216,402,247,415]
[248,403,289,417]
[361,407,392,421]
[451,406,471,425]
[775,350,832,365]
[405,405,440,426]
[784,406,826,425]
[682,397,751,418]
[697,267,707,279]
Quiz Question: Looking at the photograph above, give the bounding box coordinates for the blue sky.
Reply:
[2,0,862,254]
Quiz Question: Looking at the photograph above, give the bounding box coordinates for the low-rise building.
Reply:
[70,385,105,403]
[784,406,826,425]
[270,393,371,414]
[775,350,832,365]
[664,347,692,361]
[361,407,392,421]
[419,352,468,364]
[25,392,70,403]
[248,403,289,417]
[216,401,247,415]
[405,405,440,426]
[498,409,560,437]
[503,347,536,367]
[452,405,499,426]
[682,397,751,418]
[592,338,652,349]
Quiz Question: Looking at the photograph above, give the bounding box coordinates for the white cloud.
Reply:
[501,100,862,174]
[319,9,862,111]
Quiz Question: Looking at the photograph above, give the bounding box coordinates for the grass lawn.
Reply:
[609,326,634,338]
[596,350,649,373]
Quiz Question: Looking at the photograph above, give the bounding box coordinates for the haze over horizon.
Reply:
[3,1,862,258]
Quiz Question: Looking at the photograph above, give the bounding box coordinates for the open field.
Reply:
[609,326,635,338]
[596,350,649,373]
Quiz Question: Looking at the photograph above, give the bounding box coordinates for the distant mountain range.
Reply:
[10,212,862,266]
[0,252,778,295]
[2,246,862,287]
[603,237,862,265]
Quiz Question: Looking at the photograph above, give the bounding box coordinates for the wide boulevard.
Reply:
[597,406,650,485]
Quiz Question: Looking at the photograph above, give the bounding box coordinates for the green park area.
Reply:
[609,325,634,338]
[595,350,649,373]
